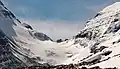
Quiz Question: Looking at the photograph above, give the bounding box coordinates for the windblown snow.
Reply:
[0,0,120,68]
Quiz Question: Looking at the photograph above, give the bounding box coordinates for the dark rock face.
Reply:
[0,30,38,68]
[56,39,68,43]
[94,13,102,18]
[75,32,87,39]
[56,39,63,43]
[102,51,112,56]
[0,29,22,68]
[90,45,108,54]
[75,31,93,40]
[34,32,53,41]
[113,19,119,22]
[64,39,68,41]
[11,63,117,69]
[22,23,33,30]
[1,66,117,69]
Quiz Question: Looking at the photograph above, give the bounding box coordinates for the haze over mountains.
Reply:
[0,0,120,69]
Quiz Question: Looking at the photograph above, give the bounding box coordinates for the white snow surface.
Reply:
[1,1,120,68]
[62,2,120,68]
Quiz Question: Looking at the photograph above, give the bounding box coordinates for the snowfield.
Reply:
[0,0,120,68]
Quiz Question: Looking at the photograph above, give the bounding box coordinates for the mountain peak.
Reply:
[101,2,120,13]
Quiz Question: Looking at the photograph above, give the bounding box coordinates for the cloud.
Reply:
[5,0,119,40]
[20,19,84,40]
[3,0,85,40]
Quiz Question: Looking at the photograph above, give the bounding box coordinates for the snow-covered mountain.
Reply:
[0,0,75,68]
[0,0,57,68]
[1,0,120,68]
[59,2,120,68]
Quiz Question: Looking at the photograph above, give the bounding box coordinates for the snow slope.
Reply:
[59,2,120,68]
[0,0,67,67]
[1,0,120,68]
[0,0,80,67]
